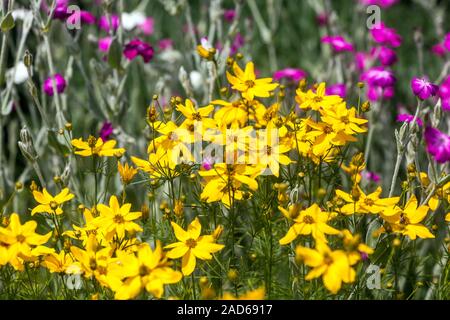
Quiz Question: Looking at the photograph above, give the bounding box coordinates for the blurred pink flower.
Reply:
[230,33,245,55]
[273,68,307,82]
[445,33,450,51]
[224,9,236,22]
[139,17,154,35]
[361,66,396,88]
[326,84,347,98]
[359,0,398,8]
[371,46,397,66]
[99,14,120,32]
[361,170,381,183]
[355,52,369,71]
[431,43,446,57]
[100,122,114,141]
[67,10,96,26]
[98,37,113,52]
[425,127,450,163]
[396,114,423,127]
[158,39,173,51]
[367,85,394,101]
[43,74,67,96]
[123,39,154,63]
[316,12,329,27]
[411,77,438,100]
[321,35,354,52]
[371,22,402,47]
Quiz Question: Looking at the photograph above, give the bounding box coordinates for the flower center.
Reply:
[113,214,125,224]
[139,265,150,277]
[192,112,202,121]
[87,135,97,148]
[49,201,58,210]
[400,214,410,225]
[340,116,349,124]
[323,125,333,134]
[323,254,333,265]
[89,258,97,270]
[186,238,197,248]
[313,96,323,103]
[265,146,272,155]
[364,198,374,206]
[245,80,255,88]
[16,235,26,243]
[303,215,315,224]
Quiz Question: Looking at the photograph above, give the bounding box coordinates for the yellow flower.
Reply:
[132,147,179,180]
[176,98,215,128]
[196,38,216,60]
[226,62,278,101]
[296,82,342,111]
[165,218,224,276]
[211,99,249,127]
[42,250,74,273]
[380,195,434,240]
[295,241,355,294]
[0,213,51,268]
[118,162,138,185]
[71,136,125,157]
[107,242,182,300]
[221,287,265,300]
[335,186,399,215]
[93,195,142,241]
[279,204,339,244]
[31,188,74,216]
[199,164,259,208]
[340,229,374,264]
[252,132,292,177]
[63,206,104,246]
[445,212,450,222]
[321,103,368,135]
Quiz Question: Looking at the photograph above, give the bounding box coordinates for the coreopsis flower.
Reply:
[295,241,356,294]
[340,230,374,264]
[31,188,74,216]
[425,127,450,163]
[273,68,306,83]
[197,37,216,60]
[252,133,292,177]
[98,14,120,32]
[361,67,396,88]
[320,103,368,135]
[446,213,450,222]
[42,250,74,273]
[226,62,278,101]
[321,35,354,52]
[165,218,224,276]
[199,164,259,207]
[63,206,103,246]
[335,186,399,215]
[221,287,265,300]
[71,136,125,157]
[43,74,67,96]
[379,195,434,240]
[99,121,114,141]
[123,39,154,63]
[370,22,402,47]
[396,114,423,127]
[107,242,182,299]
[132,146,181,180]
[118,162,138,185]
[296,83,343,111]
[279,204,339,244]
[325,84,346,98]
[0,213,51,268]
[411,77,438,100]
[176,98,215,128]
[211,99,249,127]
[93,195,142,241]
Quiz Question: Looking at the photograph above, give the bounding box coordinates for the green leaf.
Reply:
[107,38,122,70]
[1,12,15,32]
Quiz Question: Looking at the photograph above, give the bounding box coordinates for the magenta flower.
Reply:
[202,156,214,171]
[158,39,173,51]
[43,74,67,96]
[321,35,354,52]
[44,0,69,20]
[67,10,96,26]
[316,12,329,27]
[439,77,450,111]
[99,15,120,32]
[98,37,113,53]
[123,39,154,63]
[371,46,397,66]
[431,43,446,57]
[361,171,381,183]
[396,114,423,127]
[273,68,307,82]
[230,33,244,55]
[355,52,369,71]
[359,0,398,8]
[367,85,394,102]
[411,77,438,100]
[425,127,450,163]
[100,122,114,141]
[326,84,346,98]
[445,33,450,51]
[371,23,402,48]
[138,17,154,35]
[224,9,236,22]
[361,66,396,88]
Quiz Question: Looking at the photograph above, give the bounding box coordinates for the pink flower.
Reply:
[371,46,397,66]
[411,77,438,100]
[359,0,398,8]
[202,156,214,171]
[100,122,114,141]
[123,39,154,63]
[273,68,307,82]
[371,22,402,47]
[361,171,381,183]
[445,33,450,51]
[67,10,96,26]
[43,74,67,96]
[158,39,173,51]
[326,84,346,98]
[44,0,69,20]
[321,35,354,52]
[138,17,154,35]
[316,12,329,27]
[431,43,446,57]
[99,15,120,32]
[439,77,450,111]
[424,127,450,163]
[230,33,245,55]
[98,37,113,52]
[396,114,423,127]
[224,9,236,22]
[367,85,394,102]
[361,66,396,88]
[355,52,369,71]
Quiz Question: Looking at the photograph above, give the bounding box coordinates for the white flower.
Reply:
[189,71,203,91]
[7,62,29,84]
[121,11,146,31]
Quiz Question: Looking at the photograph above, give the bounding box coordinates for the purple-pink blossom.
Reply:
[224,9,236,22]
[370,23,402,48]
[445,33,450,52]
[98,37,113,53]
[100,122,114,141]
[43,74,67,96]
[411,77,438,100]
[138,17,154,35]
[67,10,96,26]
[99,15,120,32]
[316,12,329,27]
[326,84,346,98]
[424,127,450,163]
[396,114,423,127]
[431,43,446,57]
[158,39,173,51]
[371,46,397,66]
[361,171,381,183]
[123,39,154,63]
[230,33,244,55]
[273,68,307,82]
[367,85,394,102]
[361,67,396,88]
[359,0,398,8]
[321,35,354,52]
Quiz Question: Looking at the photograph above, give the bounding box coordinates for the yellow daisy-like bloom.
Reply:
[63,206,104,246]
[118,162,138,185]
[176,98,216,128]
[445,213,450,222]
[295,241,356,294]
[221,287,265,300]
[71,135,125,157]
[252,133,292,177]
[226,62,278,101]
[296,82,342,111]
[340,229,374,264]
[211,99,249,127]
[165,218,224,276]
[279,204,339,244]
[320,103,368,135]
[0,213,51,268]
[93,195,142,241]
[380,195,434,240]
[335,186,399,215]
[42,250,74,273]
[31,188,74,216]
[107,242,182,300]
